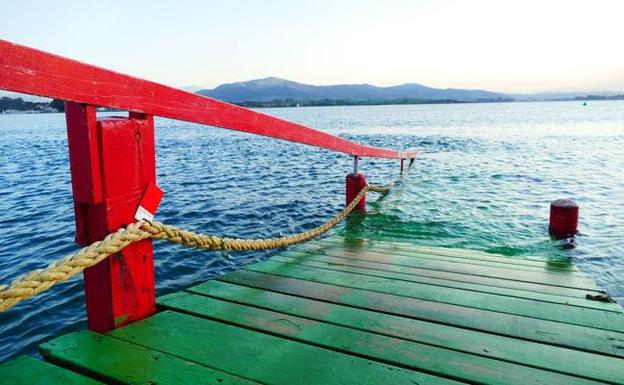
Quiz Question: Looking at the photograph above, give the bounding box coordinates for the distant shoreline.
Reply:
[234,98,512,108]
[1,95,623,115]
[233,96,623,109]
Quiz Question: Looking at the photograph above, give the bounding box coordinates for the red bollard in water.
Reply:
[549,199,579,239]
[346,173,367,212]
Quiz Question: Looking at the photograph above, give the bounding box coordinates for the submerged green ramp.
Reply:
[5,235,624,384]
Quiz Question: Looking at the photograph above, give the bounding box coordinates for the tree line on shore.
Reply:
[2,93,622,114]
[0,97,65,113]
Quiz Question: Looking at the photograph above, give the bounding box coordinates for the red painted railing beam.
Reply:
[0,39,414,159]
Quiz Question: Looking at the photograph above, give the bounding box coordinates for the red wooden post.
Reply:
[346,173,367,212]
[66,103,156,332]
[346,157,366,212]
[549,199,579,239]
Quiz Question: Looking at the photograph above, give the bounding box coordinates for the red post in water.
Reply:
[346,157,367,212]
[549,199,579,239]
[65,102,156,332]
[346,173,367,212]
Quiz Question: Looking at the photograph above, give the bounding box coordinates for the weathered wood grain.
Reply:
[270,253,619,311]
[243,261,624,331]
[286,246,599,290]
[219,269,624,357]
[39,331,260,385]
[161,291,624,384]
[314,237,578,269]
[107,311,461,385]
[277,249,598,298]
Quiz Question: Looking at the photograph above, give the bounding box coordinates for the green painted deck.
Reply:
[3,236,624,384]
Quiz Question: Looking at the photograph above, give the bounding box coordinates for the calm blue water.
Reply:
[0,101,623,362]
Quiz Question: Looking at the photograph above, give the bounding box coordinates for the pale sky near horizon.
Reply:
[3,0,624,93]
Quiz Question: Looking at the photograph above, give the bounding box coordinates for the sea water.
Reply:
[0,100,622,361]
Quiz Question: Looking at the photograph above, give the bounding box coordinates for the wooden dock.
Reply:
[3,235,624,384]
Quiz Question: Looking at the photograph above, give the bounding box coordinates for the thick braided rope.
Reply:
[368,184,391,193]
[0,222,152,312]
[0,184,388,312]
[142,185,371,251]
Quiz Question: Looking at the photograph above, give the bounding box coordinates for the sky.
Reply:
[3,0,624,93]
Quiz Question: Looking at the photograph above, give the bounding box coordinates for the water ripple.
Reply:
[1,101,624,361]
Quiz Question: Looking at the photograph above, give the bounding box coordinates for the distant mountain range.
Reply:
[196,77,512,104]
[2,78,623,108]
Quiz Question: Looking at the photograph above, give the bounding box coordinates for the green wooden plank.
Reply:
[335,229,580,262]
[0,355,102,385]
[181,282,624,383]
[108,311,462,385]
[411,245,571,265]
[220,270,624,357]
[270,253,621,312]
[39,331,259,385]
[277,250,597,299]
[317,237,575,269]
[305,240,590,279]
[286,247,600,291]
[315,237,557,266]
[160,291,619,385]
[313,242,597,294]
[306,239,582,275]
[244,261,624,331]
